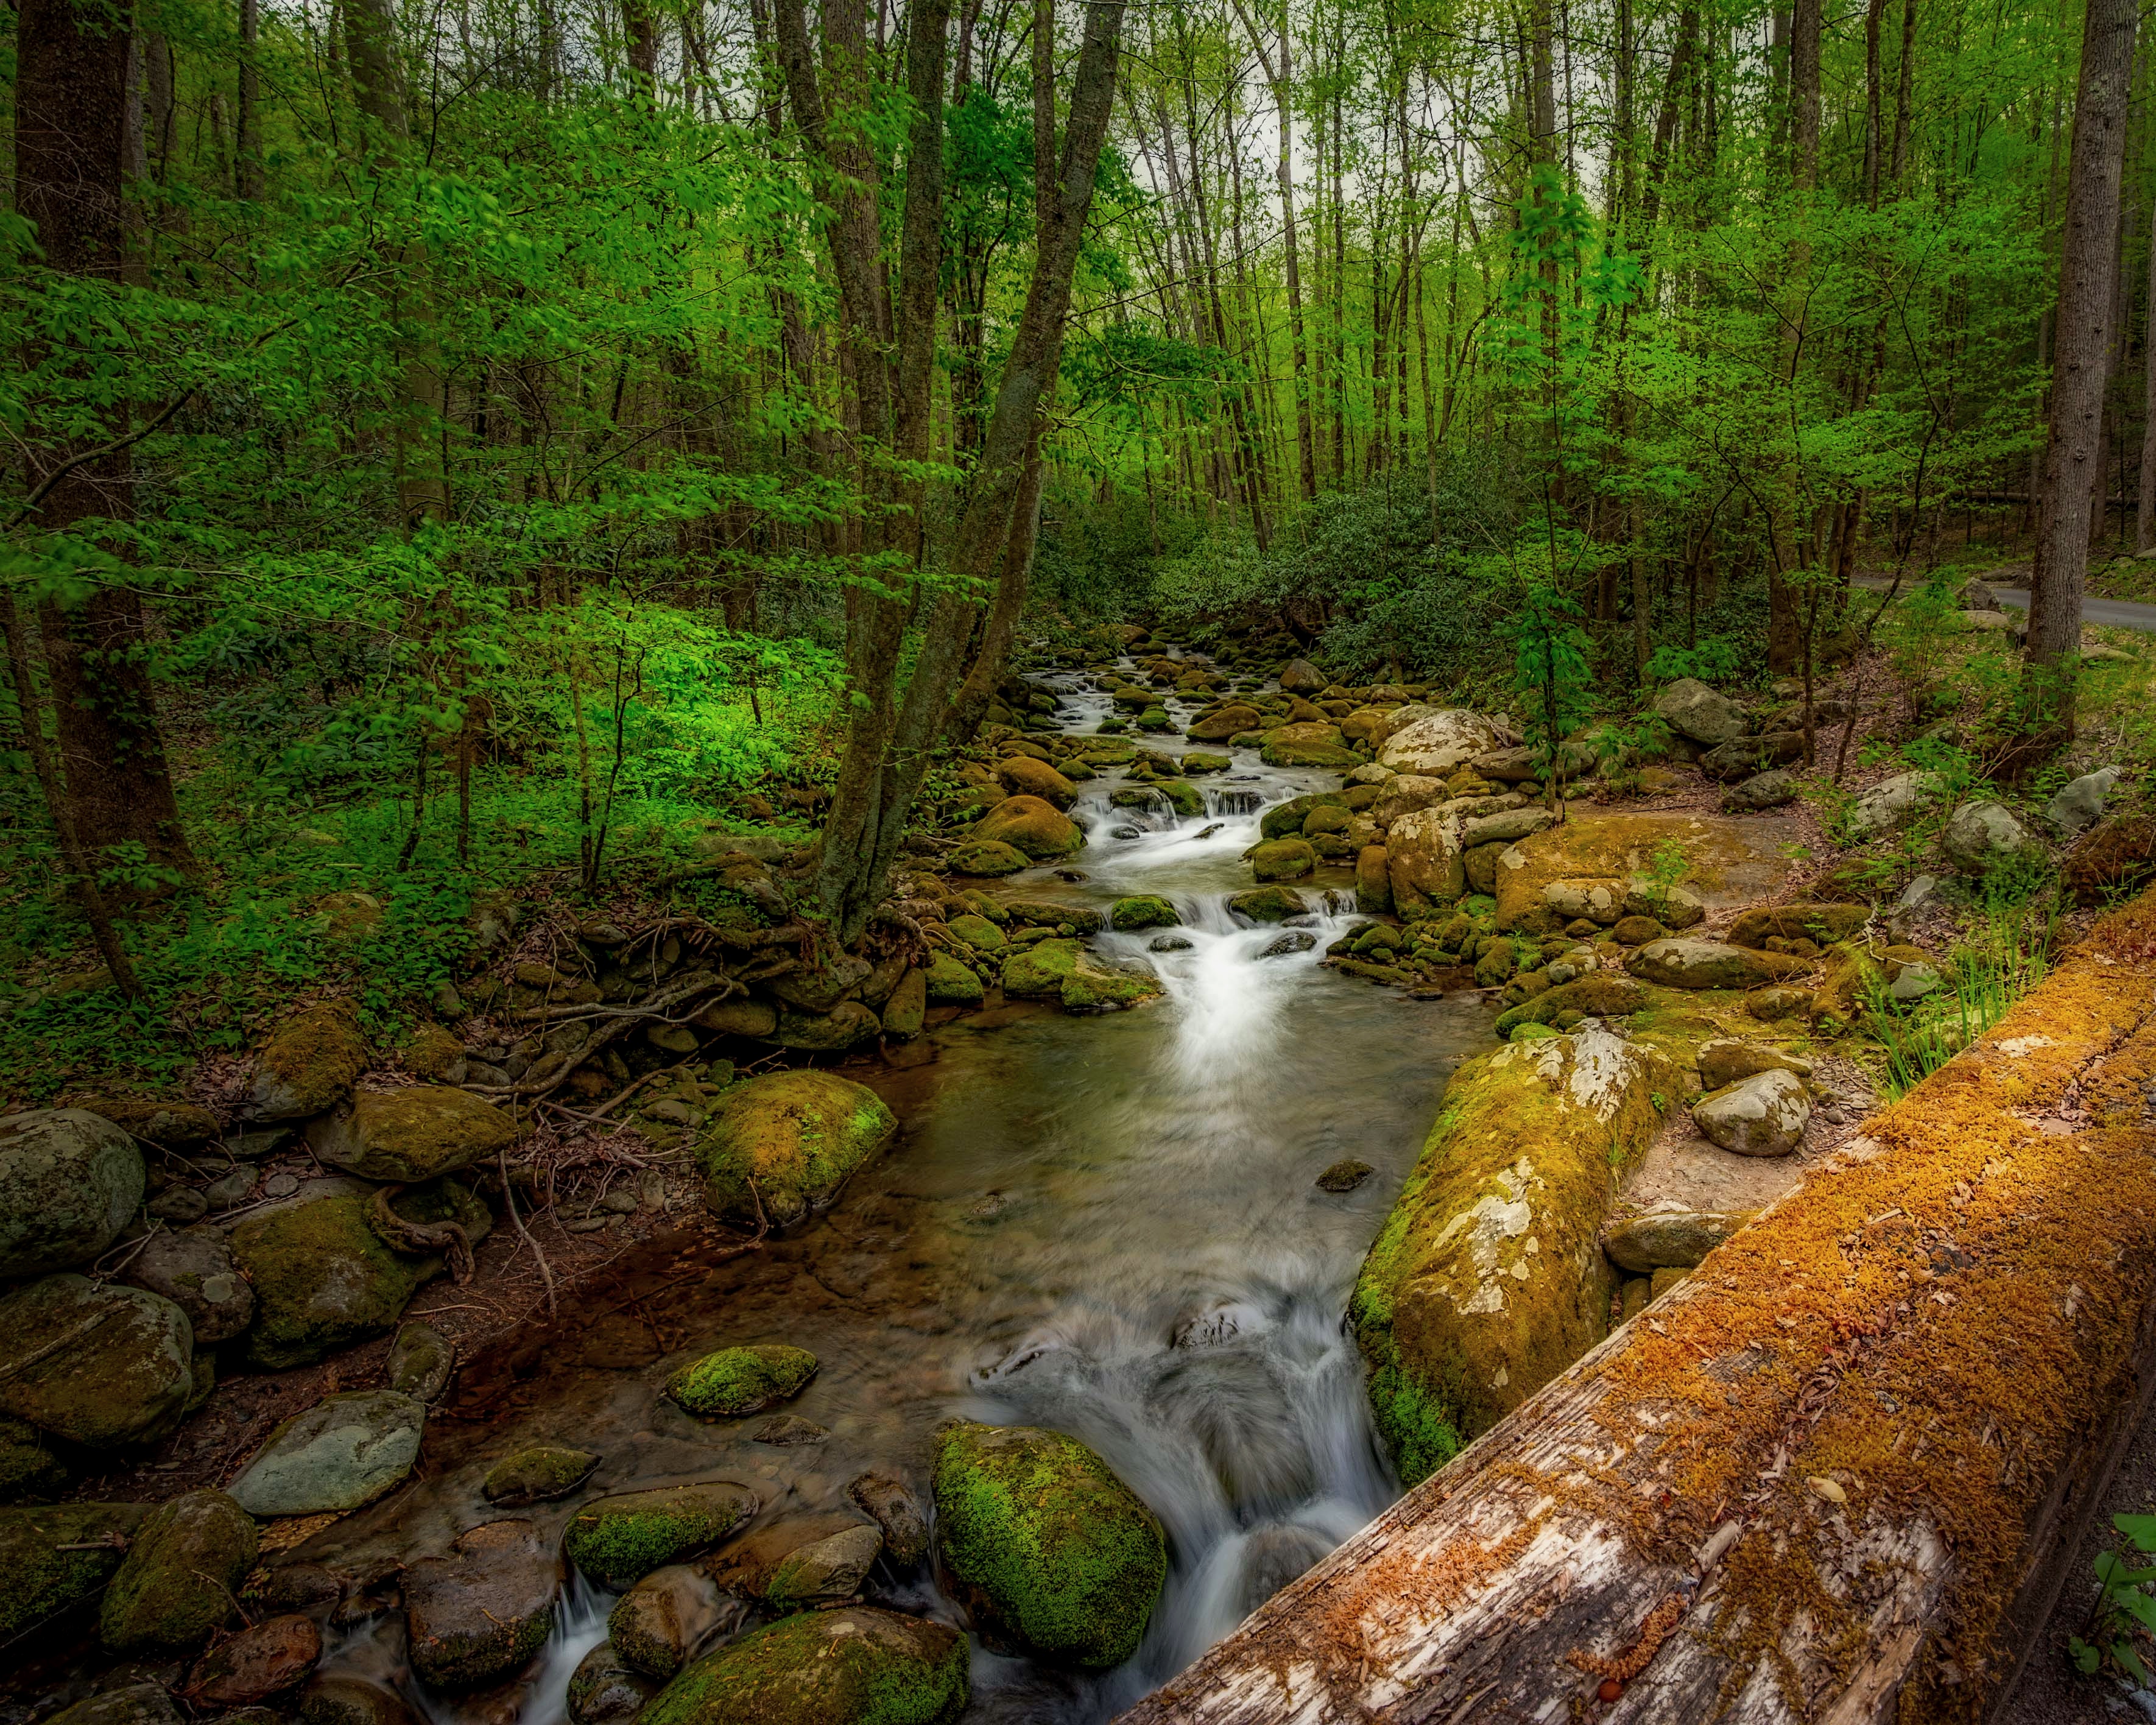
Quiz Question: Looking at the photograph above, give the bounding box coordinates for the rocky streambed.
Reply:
[1,632,1960,1725]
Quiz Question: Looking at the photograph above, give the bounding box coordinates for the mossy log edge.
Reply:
[1117,887,2156,1725]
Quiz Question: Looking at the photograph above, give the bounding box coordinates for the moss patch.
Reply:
[0,1502,150,1637]
[694,1070,897,1229]
[99,1488,256,1654]
[639,1606,967,1725]
[562,1483,761,1592]
[666,1344,818,1417]
[932,1422,1166,1669]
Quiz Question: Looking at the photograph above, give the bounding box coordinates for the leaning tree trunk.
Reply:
[2028,0,2137,739]
[15,0,195,891]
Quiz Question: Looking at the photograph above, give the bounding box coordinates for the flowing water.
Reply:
[295,655,1495,1724]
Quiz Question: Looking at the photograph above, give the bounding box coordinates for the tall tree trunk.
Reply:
[2028,0,2138,738]
[14,0,196,895]
[1766,0,1822,675]
[2138,194,2156,553]
[237,0,263,199]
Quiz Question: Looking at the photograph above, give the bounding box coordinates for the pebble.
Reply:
[205,1167,256,1209]
[751,1415,830,1445]
[148,1187,208,1223]
[262,1174,300,1198]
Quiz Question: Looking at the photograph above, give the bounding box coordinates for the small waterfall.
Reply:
[506,1575,614,1725]
[1206,788,1264,817]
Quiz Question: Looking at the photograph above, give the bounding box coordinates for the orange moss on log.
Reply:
[1565,889,2156,1716]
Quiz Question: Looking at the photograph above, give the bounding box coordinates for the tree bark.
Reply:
[2137,190,2156,553]
[2029,0,2137,734]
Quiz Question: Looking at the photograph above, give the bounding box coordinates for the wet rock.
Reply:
[1652,677,1746,747]
[973,795,1083,860]
[1727,767,1798,811]
[1377,709,1499,777]
[1846,771,1943,841]
[248,1001,370,1121]
[297,1676,421,1725]
[1940,800,2039,875]
[1187,702,1263,741]
[1625,938,1808,991]
[921,951,985,1006]
[1109,895,1180,932]
[847,1474,929,1567]
[1693,1068,1811,1157]
[2049,766,2122,836]
[228,1390,427,1516]
[0,1108,144,1278]
[946,839,1030,876]
[695,1070,896,1230]
[484,1444,601,1506]
[1726,901,1869,950]
[1250,838,1318,883]
[257,1563,344,1610]
[562,1483,761,1592]
[308,1088,516,1184]
[389,1321,456,1402]
[751,1414,828,1445]
[406,1519,556,1689]
[769,1000,881,1051]
[995,756,1077,808]
[45,1686,181,1725]
[0,1275,192,1449]
[100,1489,257,1654]
[1001,939,1160,1011]
[567,1645,657,1725]
[932,1421,1166,1669]
[610,1565,740,1679]
[1316,1159,1373,1193]
[638,1606,968,1725]
[1697,1038,1813,1091]
[880,968,928,1039]
[187,1614,323,1705]
[1228,886,1308,923]
[1236,1524,1330,1616]
[228,1180,490,1368]
[763,1523,881,1608]
[1603,1209,1750,1273]
[121,1228,254,1345]
[0,1501,149,1636]
[1262,931,1317,957]
[668,1344,818,1417]
[1259,722,1358,769]
[1149,933,1194,953]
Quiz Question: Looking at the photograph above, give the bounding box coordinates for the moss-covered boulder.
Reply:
[248,1001,370,1121]
[973,795,1083,861]
[0,1109,144,1279]
[946,839,1030,877]
[1187,703,1263,741]
[1109,895,1180,932]
[122,1229,254,1345]
[1491,972,1646,1036]
[667,1344,818,1417]
[946,912,1006,951]
[562,1483,761,1593]
[639,1606,967,1725]
[0,1501,150,1637]
[1259,792,1348,842]
[0,1416,67,1502]
[1386,808,1466,913]
[1493,812,1794,932]
[483,1445,601,1506]
[609,1565,731,1679]
[229,1180,491,1369]
[1376,708,1498,775]
[1156,779,1206,817]
[100,1489,256,1654]
[1251,838,1317,883]
[921,950,985,1006]
[995,756,1077,808]
[43,1685,180,1725]
[1725,901,1872,950]
[307,1087,516,1183]
[1259,724,1359,769]
[404,1518,556,1689]
[1228,886,1308,923]
[1625,938,1808,991]
[1351,1025,1676,1486]
[228,1390,426,1515]
[1000,940,1160,1012]
[694,1071,896,1230]
[0,1276,192,1449]
[931,1422,1166,1669]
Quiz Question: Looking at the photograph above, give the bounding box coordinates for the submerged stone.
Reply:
[483,1445,601,1506]
[667,1344,818,1417]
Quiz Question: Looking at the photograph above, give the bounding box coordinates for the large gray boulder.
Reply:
[1847,771,1942,841]
[0,1109,144,1279]
[121,1229,254,1344]
[1652,677,1746,747]
[228,1391,426,1515]
[2048,766,2123,836]
[306,1087,516,1183]
[1377,708,1499,776]
[1940,801,2039,875]
[0,1276,193,1449]
[1693,1068,1811,1157]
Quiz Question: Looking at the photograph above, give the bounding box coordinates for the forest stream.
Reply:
[277,656,1494,1724]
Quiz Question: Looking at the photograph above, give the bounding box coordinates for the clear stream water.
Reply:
[300,658,1495,1724]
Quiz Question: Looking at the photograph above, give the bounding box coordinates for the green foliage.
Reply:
[1504,581,1595,794]
[2072,1515,2156,1682]
[1864,882,2056,1100]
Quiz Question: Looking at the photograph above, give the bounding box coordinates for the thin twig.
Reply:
[499,1144,556,1318]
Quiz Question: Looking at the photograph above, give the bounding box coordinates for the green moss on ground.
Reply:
[666,1344,818,1417]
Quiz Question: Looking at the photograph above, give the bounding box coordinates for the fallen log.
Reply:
[1120,890,2156,1724]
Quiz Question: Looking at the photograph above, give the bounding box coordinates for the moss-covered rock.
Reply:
[228,1390,426,1516]
[1187,703,1262,741]
[946,839,1030,877]
[995,756,1077,808]
[1351,1025,1676,1485]
[1625,938,1808,991]
[0,1275,193,1449]
[248,1001,370,1121]
[483,1444,601,1506]
[973,795,1083,861]
[1000,940,1160,1012]
[0,1109,144,1279]
[1259,724,1359,769]
[667,1344,818,1417]
[1376,708,1499,775]
[695,1070,896,1229]
[1386,808,1466,913]
[1491,972,1647,1036]
[1251,838,1317,883]
[404,1518,555,1689]
[100,1489,256,1654]
[43,1686,180,1725]
[946,913,1006,951]
[639,1606,967,1725]
[1492,812,1793,931]
[121,1229,253,1346]
[1259,792,1348,842]
[609,1565,731,1679]
[0,1416,66,1503]
[229,1180,491,1369]
[931,1422,1166,1669]
[0,1501,150,1637]
[568,1644,657,1725]
[921,950,985,1006]
[562,1483,761,1593]
[1228,885,1308,923]
[1725,901,1871,950]
[306,1087,517,1184]
[1109,895,1180,932]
